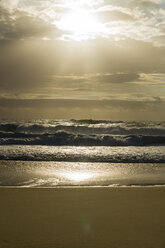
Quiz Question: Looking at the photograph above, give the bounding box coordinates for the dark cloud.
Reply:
[153,96,162,102]
[0,40,60,91]
[129,0,161,9]
[0,98,159,110]
[49,72,140,86]
[92,73,140,83]
[0,98,164,120]
[0,5,57,41]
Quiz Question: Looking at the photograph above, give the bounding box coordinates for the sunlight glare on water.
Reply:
[0,161,165,187]
[60,171,95,182]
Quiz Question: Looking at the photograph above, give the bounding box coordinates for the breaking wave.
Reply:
[0,131,165,146]
[0,119,165,146]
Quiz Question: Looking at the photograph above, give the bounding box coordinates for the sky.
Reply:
[0,0,165,120]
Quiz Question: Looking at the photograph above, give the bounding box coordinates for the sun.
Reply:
[59,10,97,33]
[57,9,101,40]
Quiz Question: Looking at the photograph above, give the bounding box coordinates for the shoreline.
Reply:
[1,185,165,188]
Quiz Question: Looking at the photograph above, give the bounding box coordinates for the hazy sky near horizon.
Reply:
[0,0,165,120]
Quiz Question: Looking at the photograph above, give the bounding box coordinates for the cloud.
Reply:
[50,72,140,85]
[1,0,165,45]
[0,37,165,99]
[95,9,135,22]
[0,40,57,91]
[91,38,165,73]
[0,0,165,121]
[129,0,161,8]
[151,35,165,46]
[0,5,58,41]
[91,73,140,83]
[0,98,164,120]
[153,96,162,102]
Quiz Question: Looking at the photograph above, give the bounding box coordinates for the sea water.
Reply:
[0,119,165,187]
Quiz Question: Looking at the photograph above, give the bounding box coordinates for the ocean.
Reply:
[0,119,165,187]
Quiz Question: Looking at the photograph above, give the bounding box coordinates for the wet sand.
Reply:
[0,187,165,248]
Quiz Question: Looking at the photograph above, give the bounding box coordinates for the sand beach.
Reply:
[0,187,165,248]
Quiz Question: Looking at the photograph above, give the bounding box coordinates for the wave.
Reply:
[0,146,165,162]
[0,120,165,146]
[0,120,165,136]
[0,123,18,132]
[0,131,165,146]
[13,124,165,136]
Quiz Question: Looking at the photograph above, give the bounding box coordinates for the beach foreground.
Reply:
[0,187,165,248]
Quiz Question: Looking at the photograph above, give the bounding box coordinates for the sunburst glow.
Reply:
[57,9,102,40]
